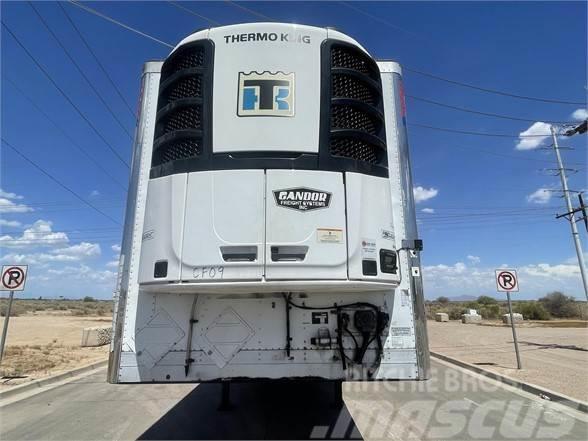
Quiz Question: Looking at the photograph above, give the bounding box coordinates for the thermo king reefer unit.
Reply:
[109,23,429,383]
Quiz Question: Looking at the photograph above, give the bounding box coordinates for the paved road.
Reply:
[1,359,586,440]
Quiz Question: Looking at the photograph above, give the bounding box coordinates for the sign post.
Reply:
[0,265,28,364]
[495,269,521,369]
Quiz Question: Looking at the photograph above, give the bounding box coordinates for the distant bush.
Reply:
[514,302,550,320]
[479,304,500,319]
[477,295,498,305]
[463,302,481,312]
[83,296,96,303]
[0,304,26,317]
[447,306,464,320]
[436,296,450,304]
[539,292,578,318]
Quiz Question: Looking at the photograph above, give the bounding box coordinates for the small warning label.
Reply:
[361,239,377,259]
[390,327,412,336]
[317,228,343,243]
[312,312,329,324]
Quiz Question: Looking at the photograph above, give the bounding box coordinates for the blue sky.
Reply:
[1,1,586,300]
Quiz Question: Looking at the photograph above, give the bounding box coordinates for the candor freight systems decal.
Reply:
[273,187,331,211]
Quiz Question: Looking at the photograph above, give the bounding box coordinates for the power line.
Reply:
[409,123,551,138]
[405,67,586,106]
[339,1,429,43]
[1,138,121,226]
[225,0,276,21]
[57,2,137,119]
[0,227,121,236]
[2,21,130,168]
[5,77,128,191]
[166,1,221,26]
[0,196,124,208]
[434,142,586,167]
[337,2,585,106]
[28,2,133,140]
[407,95,574,124]
[67,1,174,49]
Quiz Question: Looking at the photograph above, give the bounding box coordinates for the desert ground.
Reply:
[428,319,588,401]
[0,300,112,388]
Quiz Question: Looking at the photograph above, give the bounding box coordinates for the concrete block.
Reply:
[81,327,112,347]
[435,313,449,322]
[502,313,523,324]
[461,314,482,324]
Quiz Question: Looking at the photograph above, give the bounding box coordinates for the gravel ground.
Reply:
[427,320,588,402]
[0,315,110,388]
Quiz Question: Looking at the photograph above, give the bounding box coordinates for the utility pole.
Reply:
[550,125,588,300]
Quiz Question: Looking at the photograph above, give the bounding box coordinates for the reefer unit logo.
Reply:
[273,188,331,212]
[237,72,295,117]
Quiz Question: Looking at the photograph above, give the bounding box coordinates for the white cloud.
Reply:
[0,197,34,214]
[0,219,21,228]
[571,108,587,121]
[413,186,438,203]
[90,190,100,197]
[46,265,116,283]
[106,259,120,268]
[421,208,435,214]
[520,263,579,279]
[527,188,552,204]
[111,244,121,253]
[0,220,68,248]
[467,255,481,264]
[515,121,552,150]
[423,259,584,300]
[1,245,100,264]
[0,189,24,200]
[54,242,101,258]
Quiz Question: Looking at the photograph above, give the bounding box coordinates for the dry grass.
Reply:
[0,308,112,385]
[0,298,113,317]
[0,342,107,378]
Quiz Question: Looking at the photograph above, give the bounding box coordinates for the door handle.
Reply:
[270,246,308,262]
[220,246,257,262]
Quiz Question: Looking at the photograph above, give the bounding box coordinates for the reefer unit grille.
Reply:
[320,42,387,177]
[151,41,213,176]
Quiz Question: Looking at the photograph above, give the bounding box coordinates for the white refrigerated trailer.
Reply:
[108,23,429,386]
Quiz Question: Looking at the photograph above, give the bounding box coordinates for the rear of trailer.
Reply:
[109,23,429,384]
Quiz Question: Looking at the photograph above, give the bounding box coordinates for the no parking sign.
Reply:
[1,265,28,291]
[495,269,519,293]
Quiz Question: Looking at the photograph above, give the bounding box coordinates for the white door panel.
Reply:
[265,170,346,279]
[138,175,186,284]
[346,172,399,282]
[181,170,265,281]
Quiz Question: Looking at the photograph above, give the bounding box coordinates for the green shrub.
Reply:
[514,302,550,320]
[436,296,450,305]
[477,295,498,305]
[83,296,96,303]
[479,304,500,319]
[447,306,463,320]
[463,302,481,313]
[539,292,578,318]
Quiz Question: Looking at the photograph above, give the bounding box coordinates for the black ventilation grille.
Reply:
[331,46,378,80]
[330,137,379,164]
[161,46,204,78]
[161,76,202,107]
[331,105,380,136]
[332,74,376,105]
[152,41,213,175]
[160,139,201,164]
[157,106,201,137]
[322,42,387,176]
